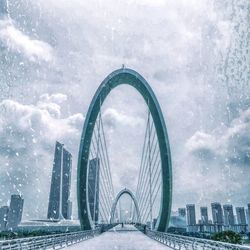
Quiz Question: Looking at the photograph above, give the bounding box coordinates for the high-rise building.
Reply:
[247,204,250,225]
[178,208,186,217]
[236,207,247,225]
[211,203,223,225]
[0,206,9,231]
[88,158,100,223]
[223,205,235,226]
[62,148,72,219]
[186,204,196,226]
[47,142,72,220]
[7,195,24,230]
[200,207,208,224]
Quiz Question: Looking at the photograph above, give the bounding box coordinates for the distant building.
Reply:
[186,204,196,232]
[211,203,223,232]
[223,205,235,226]
[7,195,24,230]
[47,142,72,220]
[247,204,250,225]
[62,148,72,219]
[178,208,186,218]
[88,158,100,223]
[211,203,223,225]
[200,207,208,224]
[0,206,9,231]
[236,207,247,225]
[186,204,196,226]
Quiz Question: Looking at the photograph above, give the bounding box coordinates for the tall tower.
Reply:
[0,206,9,231]
[200,207,209,224]
[236,207,247,225]
[211,202,223,225]
[7,195,24,230]
[247,204,250,225]
[88,158,100,224]
[223,204,235,226]
[178,208,186,218]
[47,142,72,220]
[211,202,223,232]
[186,204,196,226]
[62,148,72,219]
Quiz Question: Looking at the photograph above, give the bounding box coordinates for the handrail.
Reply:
[145,229,250,250]
[0,228,101,250]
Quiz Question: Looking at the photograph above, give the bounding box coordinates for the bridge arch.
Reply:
[110,188,141,224]
[77,68,172,232]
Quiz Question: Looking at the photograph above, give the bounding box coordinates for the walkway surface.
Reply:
[67,225,171,250]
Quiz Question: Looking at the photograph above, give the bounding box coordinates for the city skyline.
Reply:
[0,0,249,222]
[177,202,250,226]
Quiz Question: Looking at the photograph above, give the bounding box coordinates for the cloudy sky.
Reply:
[0,0,249,220]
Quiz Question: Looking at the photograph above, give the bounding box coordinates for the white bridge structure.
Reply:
[1,225,250,250]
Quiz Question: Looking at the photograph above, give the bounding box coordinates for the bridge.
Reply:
[0,68,249,250]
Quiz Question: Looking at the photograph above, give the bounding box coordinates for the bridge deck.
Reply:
[67,225,171,250]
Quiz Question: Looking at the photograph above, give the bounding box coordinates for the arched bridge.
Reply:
[77,67,172,232]
[1,68,244,250]
[110,188,141,224]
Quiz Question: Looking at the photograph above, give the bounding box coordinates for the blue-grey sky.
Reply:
[0,0,249,220]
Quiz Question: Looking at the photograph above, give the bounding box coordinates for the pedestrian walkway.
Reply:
[67,225,171,250]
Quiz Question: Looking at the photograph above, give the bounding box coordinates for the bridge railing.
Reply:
[146,229,250,250]
[0,228,101,250]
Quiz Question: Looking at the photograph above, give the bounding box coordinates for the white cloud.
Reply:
[0,95,84,218]
[186,108,250,166]
[186,131,217,159]
[103,108,144,128]
[0,19,53,63]
[177,108,250,209]
[39,93,67,104]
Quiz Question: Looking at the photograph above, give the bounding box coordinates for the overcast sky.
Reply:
[0,0,249,220]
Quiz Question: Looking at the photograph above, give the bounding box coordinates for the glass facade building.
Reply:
[223,204,235,226]
[47,142,72,220]
[186,204,196,226]
[0,206,9,231]
[7,195,24,230]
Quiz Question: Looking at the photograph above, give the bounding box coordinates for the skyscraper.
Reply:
[223,205,235,226]
[0,206,9,231]
[88,158,100,223]
[236,207,247,225]
[7,195,24,230]
[200,207,208,224]
[47,142,72,220]
[62,148,72,219]
[211,203,223,225]
[186,204,196,226]
[247,204,250,225]
[178,208,186,218]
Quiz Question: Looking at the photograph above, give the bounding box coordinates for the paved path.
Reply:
[67,225,171,250]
